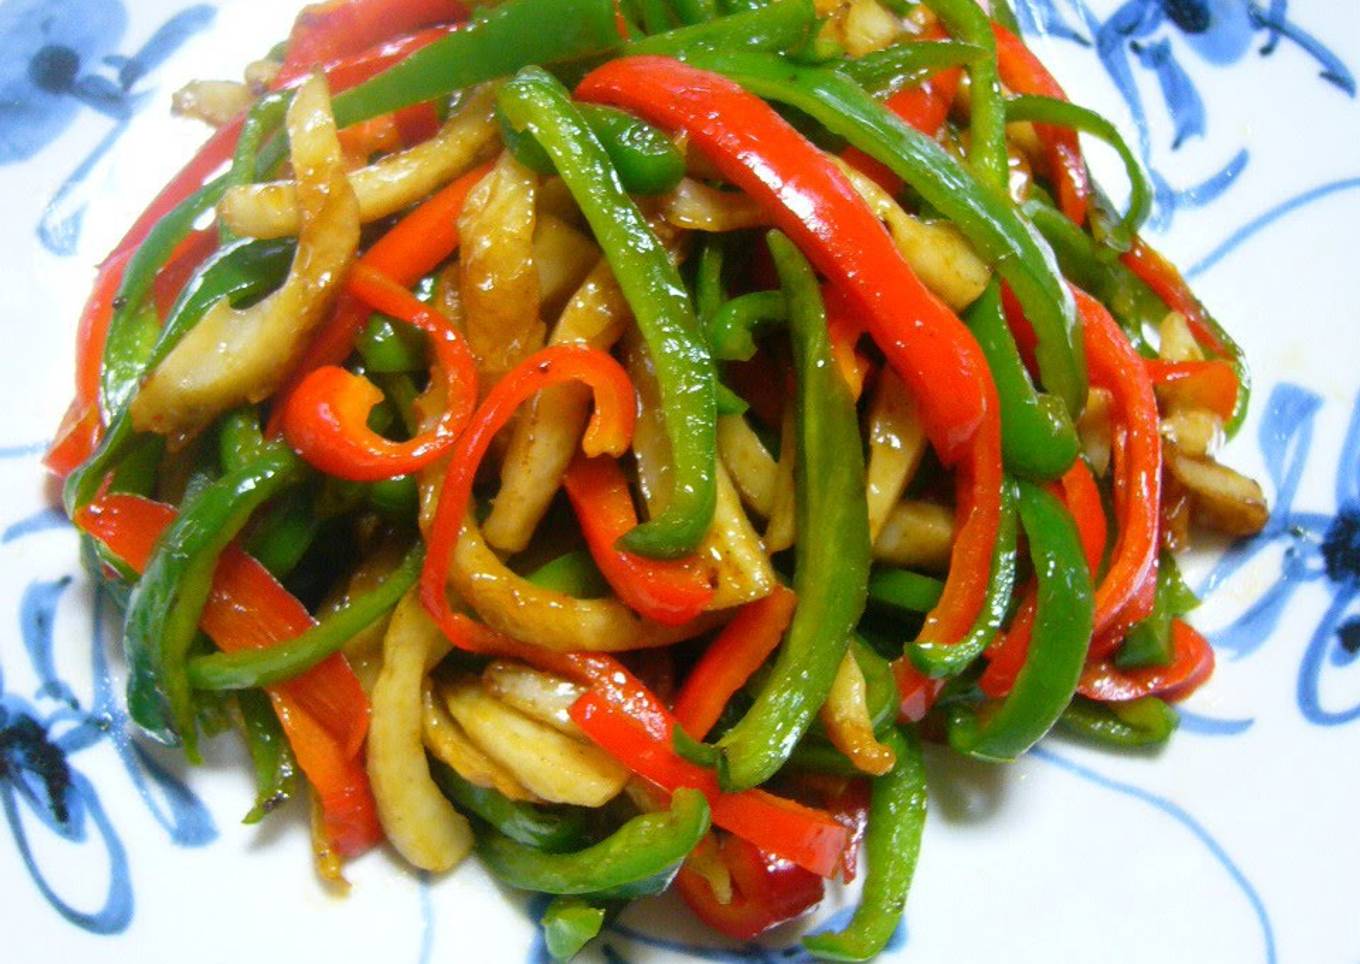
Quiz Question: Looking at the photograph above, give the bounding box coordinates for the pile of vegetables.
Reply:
[48,0,1270,956]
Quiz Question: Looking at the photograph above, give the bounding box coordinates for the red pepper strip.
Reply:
[672,584,798,738]
[1088,558,1158,661]
[75,494,380,855]
[151,229,219,321]
[76,493,371,758]
[578,57,1004,645]
[823,285,871,400]
[44,402,104,480]
[571,691,851,878]
[278,0,467,84]
[1120,237,1227,355]
[991,22,1090,225]
[1145,358,1239,422]
[281,265,479,482]
[979,458,1106,698]
[1071,287,1161,636]
[893,659,945,723]
[268,161,492,437]
[1080,618,1215,703]
[675,833,824,941]
[418,345,636,650]
[562,455,716,626]
[337,114,406,159]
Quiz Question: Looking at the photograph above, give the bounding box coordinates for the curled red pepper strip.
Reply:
[578,56,1003,645]
[1145,358,1239,422]
[76,493,379,855]
[562,454,716,626]
[281,265,478,482]
[1071,287,1162,636]
[1120,236,1228,356]
[418,345,636,650]
[277,0,467,85]
[675,833,824,941]
[991,21,1090,225]
[672,584,798,738]
[894,659,946,723]
[268,161,492,437]
[979,458,1107,699]
[1079,618,1215,703]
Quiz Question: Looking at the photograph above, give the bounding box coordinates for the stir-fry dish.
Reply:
[46,0,1273,956]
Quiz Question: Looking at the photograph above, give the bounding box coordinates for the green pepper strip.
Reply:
[715,232,869,791]
[476,787,711,900]
[246,488,320,579]
[98,181,227,420]
[920,0,1008,192]
[948,480,1094,762]
[237,687,299,823]
[220,91,291,244]
[123,442,305,757]
[1004,94,1152,250]
[967,280,1079,481]
[637,0,680,34]
[499,68,717,558]
[499,102,687,196]
[430,762,589,853]
[682,51,1087,418]
[690,237,752,416]
[803,726,926,962]
[841,39,985,98]
[186,543,423,691]
[65,239,295,515]
[540,897,607,960]
[219,407,266,474]
[906,478,1018,678]
[328,0,622,129]
[358,313,428,373]
[671,0,718,26]
[990,0,1022,34]
[626,0,816,58]
[1117,551,1199,669]
[708,290,787,361]
[867,568,944,615]
[1057,695,1179,748]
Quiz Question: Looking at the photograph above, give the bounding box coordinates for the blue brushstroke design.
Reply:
[1188,176,1360,278]
[3,507,71,543]
[1175,708,1255,735]
[1032,746,1276,962]
[0,440,50,459]
[20,578,76,705]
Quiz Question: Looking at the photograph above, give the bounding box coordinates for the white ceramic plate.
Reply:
[2,1,1357,960]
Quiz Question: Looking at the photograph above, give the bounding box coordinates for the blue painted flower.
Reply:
[1198,383,1360,726]
[0,516,216,935]
[1015,1,1356,225]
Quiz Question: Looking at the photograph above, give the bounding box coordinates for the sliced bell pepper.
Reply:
[281,265,479,481]
[923,0,1008,191]
[499,66,716,559]
[1145,358,1239,423]
[672,584,797,739]
[991,21,1090,225]
[675,833,824,941]
[1057,695,1179,748]
[76,493,379,856]
[418,345,636,651]
[1079,618,1215,703]
[563,454,716,626]
[278,0,468,83]
[893,660,945,724]
[577,57,1003,650]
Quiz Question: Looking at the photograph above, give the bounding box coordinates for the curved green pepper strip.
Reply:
[1117,551,1199,669]
[499,68,717,558]
[499,103,686,196]
[671,0,718,26]
[907,477,1018,678]
[1057,695,1179,749]
[948,480,1094,762]
[802,726,926,962]
[693,235,727,325]
[867,568,944,616]
[123,442,305,757]
[681,51,1087,418]
[967,280,1080,481]
[218,408,266,474]
[237,687,298,823]
[246,488,320,579]
[626,0,816,58]
[708,290,787,361]
[329,0,622,129]
[476,787,710,900]
[920,0,1008,192]
[841,39,985,98]
[526,548,610,598]
[188,542,422,691]
[636,0,680,34]
[540,897,607,960]
[368,473,421,520]
[107,432,163,498]
[1004,94,1152,251]
[65,238,295,515]
[715,232,869,791]
[220,91,290,244]
[431,762,589,853]
[358,314,428,373]
[99,181,227,421]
